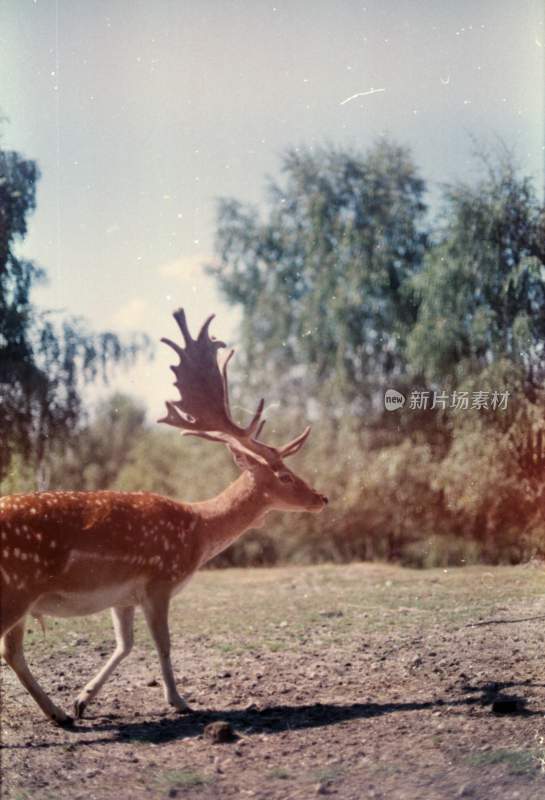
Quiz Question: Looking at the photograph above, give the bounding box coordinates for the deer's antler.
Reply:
[158,309,310,465]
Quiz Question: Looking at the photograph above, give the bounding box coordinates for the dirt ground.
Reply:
[2,563,545,800]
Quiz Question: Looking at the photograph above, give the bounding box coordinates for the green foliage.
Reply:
[115,424,233,501]
[210,139,428,408]
[435,389,545,562]
[400,534,482,569]
[45,393,147,490]
[0,143,149,481]
[0,451,36,495]
[408,153,544,385]
[332,440,452,563]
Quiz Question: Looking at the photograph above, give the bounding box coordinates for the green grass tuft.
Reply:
[160,769,214,789]
[466,749,538,776]
[266,767,292,780]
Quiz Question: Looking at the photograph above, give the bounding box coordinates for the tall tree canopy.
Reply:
[408,155,545,387]
[210,140,428,411]
[0,145,146,480]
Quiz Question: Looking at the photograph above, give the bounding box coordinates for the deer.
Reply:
[0,308,328,725]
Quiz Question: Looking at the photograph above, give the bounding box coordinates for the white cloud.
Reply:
[111,297,150,330]
[157,255,207,282]
[156,255,240,341]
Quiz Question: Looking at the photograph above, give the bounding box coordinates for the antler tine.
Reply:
[173,308,194,347]
[160,337,184,358]
[197,313,226,347]
[221,348,265,437]
[221,349,235,416]
[157,400,198,429]
[254,418,267,439]
[279,425,312,458]
[245,397,265,437]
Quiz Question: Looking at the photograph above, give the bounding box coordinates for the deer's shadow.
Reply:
[5,678,542,750]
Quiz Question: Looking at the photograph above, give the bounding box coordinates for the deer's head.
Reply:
[158,309,328,514]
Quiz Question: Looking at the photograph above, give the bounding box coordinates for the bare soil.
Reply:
[2,563,545,800]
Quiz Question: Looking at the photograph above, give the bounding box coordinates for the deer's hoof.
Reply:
[52,710,74,728]
[169,698,193,715]
[73,699,87,719]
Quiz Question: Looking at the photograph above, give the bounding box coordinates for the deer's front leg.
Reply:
[142,587,191,713]
[74,605,135,719]
[1,618,72,726]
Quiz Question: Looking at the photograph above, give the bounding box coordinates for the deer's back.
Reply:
[0,491,200,610]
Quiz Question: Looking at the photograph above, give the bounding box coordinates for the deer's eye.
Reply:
[278,472,295,484]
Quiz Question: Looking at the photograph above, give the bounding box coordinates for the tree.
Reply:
[408,152,545,388]
[209,139,428,412]
[0,144,147,481]
[403,152,545,562]
[46,394,147,491]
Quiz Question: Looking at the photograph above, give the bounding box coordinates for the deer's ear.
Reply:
[228,443,268,472]
[230,450,253,471]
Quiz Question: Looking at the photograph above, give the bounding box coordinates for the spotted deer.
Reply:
[0,309,328,725]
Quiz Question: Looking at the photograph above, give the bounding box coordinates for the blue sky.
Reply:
[1,0,543,417]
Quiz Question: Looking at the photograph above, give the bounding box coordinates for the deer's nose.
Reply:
[320,494,329,505]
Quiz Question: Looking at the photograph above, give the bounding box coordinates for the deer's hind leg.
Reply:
[74,605,135,719]
[1,617,72,726]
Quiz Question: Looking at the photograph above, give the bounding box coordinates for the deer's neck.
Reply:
[191,472,271,565]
